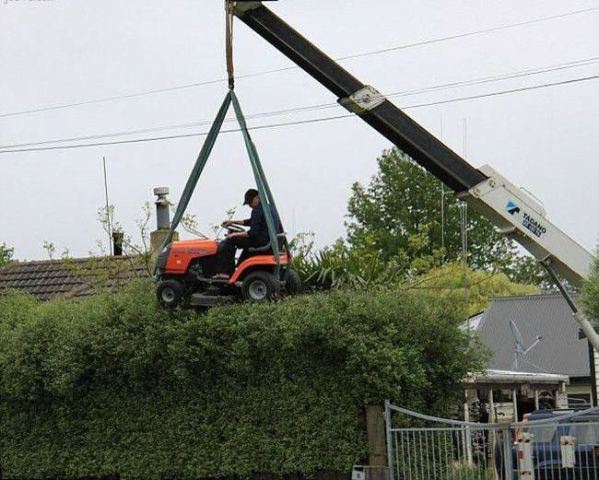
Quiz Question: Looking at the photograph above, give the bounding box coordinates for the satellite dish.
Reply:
[510,320,525,351]
[509,320,542,371]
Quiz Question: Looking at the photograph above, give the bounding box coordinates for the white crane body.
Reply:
[462,164,593,287]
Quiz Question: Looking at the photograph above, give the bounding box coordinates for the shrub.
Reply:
[0,281,485,479]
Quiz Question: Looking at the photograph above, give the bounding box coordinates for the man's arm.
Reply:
[222,218,251,227]
[224,214,254,238]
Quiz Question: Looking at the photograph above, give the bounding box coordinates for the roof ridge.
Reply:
[2,255,139,267]
[491,292,578,301]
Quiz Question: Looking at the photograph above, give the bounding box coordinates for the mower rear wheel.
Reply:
[242,271,280,302]
[284,269,303,295]
[156,279,185,308]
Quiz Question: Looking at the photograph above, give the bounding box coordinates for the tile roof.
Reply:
[0,256,150,301]
[475,293,589,378]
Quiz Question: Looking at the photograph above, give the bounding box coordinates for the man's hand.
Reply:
[222,220,234,227]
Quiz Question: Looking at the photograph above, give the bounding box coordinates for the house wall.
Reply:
[492,402,515,422]
[594,349,599,405]
[566,383,593,407]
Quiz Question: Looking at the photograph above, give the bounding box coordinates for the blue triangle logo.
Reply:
[506,201,520,215]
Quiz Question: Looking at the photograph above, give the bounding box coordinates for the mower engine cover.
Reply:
[159,239,219,275]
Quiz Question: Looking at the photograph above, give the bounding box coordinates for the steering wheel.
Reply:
[225,224,246,234]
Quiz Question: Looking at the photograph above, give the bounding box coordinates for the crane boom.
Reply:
[233,2,486,193]
[232,2,598,344]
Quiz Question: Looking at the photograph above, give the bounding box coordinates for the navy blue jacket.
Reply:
[244,204,282,244]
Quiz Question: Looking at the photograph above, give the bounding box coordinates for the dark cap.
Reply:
[243,188,259,205]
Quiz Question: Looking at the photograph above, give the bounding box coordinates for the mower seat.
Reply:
[247,233,286,254]
[247,244,272,254]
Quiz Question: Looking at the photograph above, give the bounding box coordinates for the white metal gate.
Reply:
[385,401,599,480]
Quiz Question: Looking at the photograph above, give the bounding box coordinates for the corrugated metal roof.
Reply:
[0,256,149,301]
[476,294,589,377]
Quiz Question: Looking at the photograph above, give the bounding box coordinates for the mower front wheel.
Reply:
[242,271,280,302]
[156,279,185,308]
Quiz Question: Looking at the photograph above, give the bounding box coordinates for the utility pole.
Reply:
[462,119,470,328]
[102,156,113,256]
[439,115,445,260]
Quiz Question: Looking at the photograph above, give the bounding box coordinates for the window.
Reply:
[568,394,592,408]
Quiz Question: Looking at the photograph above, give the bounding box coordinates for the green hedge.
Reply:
[0,281,484,479]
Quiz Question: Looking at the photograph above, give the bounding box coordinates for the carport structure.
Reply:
[464,369,570,423]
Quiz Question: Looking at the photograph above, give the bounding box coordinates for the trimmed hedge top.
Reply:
[0,281,484,479]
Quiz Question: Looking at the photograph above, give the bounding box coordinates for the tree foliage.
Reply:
[292,235,402,290]
[583,254,599,322]
[345,149,546,284]
[293,235,537,315]
[0,281,485,479]
[0,243,14,268]
[402,263,537,316]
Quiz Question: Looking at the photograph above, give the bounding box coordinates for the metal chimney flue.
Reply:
[150,187,178,257]
[153,187,170,230]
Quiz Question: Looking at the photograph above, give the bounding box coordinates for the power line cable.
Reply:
[0,103,336,150]
[0,115,351,154]
[387,56,599,99]
[1,73,598,155]
[3,56,599,150]
[337,5,599,61]
[1,5,598,119]
[398,74,599,109]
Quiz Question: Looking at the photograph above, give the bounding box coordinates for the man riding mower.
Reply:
[155,188,302,308]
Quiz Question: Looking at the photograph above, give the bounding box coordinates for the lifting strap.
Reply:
[153,90,283,275]
[225,1,235,90]
[230,91,282,269]
[153,3,283,276]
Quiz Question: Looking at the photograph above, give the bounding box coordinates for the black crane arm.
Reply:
[232,1,487,193]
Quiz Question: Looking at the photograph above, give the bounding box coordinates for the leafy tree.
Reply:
[346,148,545,282]
[293,232,537,313]
[0,242,14,267]
[506,254,552,288]
[292,234,401,290]
[402,262,538,316]
[583,254,599,321]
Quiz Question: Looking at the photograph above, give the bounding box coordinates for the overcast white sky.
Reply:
[1,0,598,260]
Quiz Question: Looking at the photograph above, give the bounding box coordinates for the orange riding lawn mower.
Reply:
[155,225,302,308]
[152,84,303,309]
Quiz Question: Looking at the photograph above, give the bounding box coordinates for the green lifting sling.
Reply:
[153,90,283,276]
